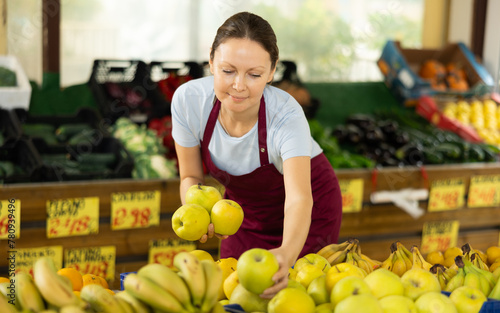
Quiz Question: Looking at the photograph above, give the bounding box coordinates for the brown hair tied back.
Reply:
[210,11,279,71]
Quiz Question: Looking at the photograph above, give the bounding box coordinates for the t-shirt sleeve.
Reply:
[171,84,202,148]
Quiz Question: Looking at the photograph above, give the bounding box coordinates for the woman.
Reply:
[171,11,342,297]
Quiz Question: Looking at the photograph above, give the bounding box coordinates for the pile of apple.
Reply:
[171,184,244,240]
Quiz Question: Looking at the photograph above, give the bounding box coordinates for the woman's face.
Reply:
[209,38,276,113]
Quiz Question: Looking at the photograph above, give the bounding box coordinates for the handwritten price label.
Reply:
[467,175,500,208]
[111,191,160,230]
[148,239,196,268]
[339,179,364,213]
[46,197,99,238]
[421,220,459,254]
[14,246,63,276]
[64,246,115,281]
[428,178,465,211]
[0,199,20,239]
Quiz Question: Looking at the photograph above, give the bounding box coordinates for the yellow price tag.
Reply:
[46,197,99,238]
[339,179,364,213]
[13,246,63,276]
[467,175,500,208]
[0,199,20,239]
[64,246,116,282]
[421,220,459,254]
[428,178,465,211]
[148,239,196,268]
[111,191,161,230]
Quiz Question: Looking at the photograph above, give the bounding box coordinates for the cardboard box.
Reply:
[0,55,32,110]
[377,41,494,106]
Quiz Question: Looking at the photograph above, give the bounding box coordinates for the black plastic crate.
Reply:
[13,107,109,147]
[33,136,134,181]
[0,108,23,148]
[0,138,43,183]
[88,59,170,124]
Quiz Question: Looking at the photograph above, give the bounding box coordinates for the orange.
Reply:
[57,268,83,291]
[82,273,105,287]
[0,277,10,284]
[444,246,462,260]
[486,246,500,266]
[425,251,444,265]
[73,290,81,299]
[98,276,109,289]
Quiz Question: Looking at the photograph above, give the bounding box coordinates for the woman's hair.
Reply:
[210,12,279,70]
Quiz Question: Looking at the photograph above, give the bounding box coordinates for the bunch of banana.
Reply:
[344,248,374,274]
[0,292,18,313]
[410,245,433,271]
[317,238,381,271]
[316,239,353,263]
[380,241,413,277]
[122,251,223,313]
[461,243,490,272]
[444,255,495,297]
[430,264,455,290]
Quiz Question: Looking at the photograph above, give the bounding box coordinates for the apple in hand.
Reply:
[333,294,383,313]
[379,295,417,313]
[306,274,329,305]
[363,268,404,299]
[229,283,269,313]
[171,203,211,241]
[237,248,279,295]
[415,291,458,313]
[185,183,222,213]
[449,286,487,313]
[400,268,441,301]
[211,199,244,235]
[331,276,372,308]
[294,253,331,274]
[295,264,324,288]
[267,287,316,313]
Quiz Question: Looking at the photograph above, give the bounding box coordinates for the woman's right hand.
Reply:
[199,223,229,243]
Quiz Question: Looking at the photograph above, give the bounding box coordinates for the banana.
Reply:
[59,304,88,313]
[33,257,80,308]
[115,290,151,313]
[124,272,189,313]
[209,301,226,313]
[326,249,347,265]
[471,252,490,272]
[80,283,124,313]
[462,255,495,296]
[411,246,432,271]
[0,293,19,313]
[395,241,412,260]
[391,249,408,277]
[380,251,395,271]
[489,277,500,300]
[444,268,466,292]
[316,240,350,259]
[200,260,223,313]
[360,253,381,270]
[115,295,136,313]
[398,244,413,271]
[137,263,194,312]
[15,272,45,312]
[351,251,373,274]
[173,251,207,308]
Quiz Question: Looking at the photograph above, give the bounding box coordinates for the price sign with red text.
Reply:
[467,175,500,208]
[0,199,20,239]
[46,197,99,238]
[148,239,196,268]
[339,179,364,213]
[428,178,465,211]
[421,220,459,254]
[111,190,160,230]
[64,246,115,281]
[14,246,63,276]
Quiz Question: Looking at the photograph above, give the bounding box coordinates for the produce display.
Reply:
[418,60,469,92]
[0,66,17,87]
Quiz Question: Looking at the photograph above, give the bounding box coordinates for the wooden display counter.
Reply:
[1,162,500,289]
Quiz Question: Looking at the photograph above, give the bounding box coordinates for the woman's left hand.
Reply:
[199,223,229,243]
[259,247,295,299]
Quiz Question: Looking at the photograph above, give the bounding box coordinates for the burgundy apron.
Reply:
[201,96,342,259]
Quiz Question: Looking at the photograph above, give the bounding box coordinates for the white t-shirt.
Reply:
[171,76,323,175]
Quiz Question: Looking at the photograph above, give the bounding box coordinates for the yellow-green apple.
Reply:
[315,302,333,313]
[333,294,383,313]
[289,267,298,280]
[331,276,372,308]
[237,248,279,294]
[185,183,222,213]
[223,270,239,299]
[210,199,244,235]
[295,263,324,288]
[287,278,307,292]
[190,249,214,261]
[414,291,457,313]
[306,274,329,305]
[294,253,331,274]
[363,268,404,299]
[325,262,367,294]
[267,287,315,313]
[171,203,210,241]
[379,294,417,313]
[400,268,441,301]
[229,283,269,313]
[449,286,487,313]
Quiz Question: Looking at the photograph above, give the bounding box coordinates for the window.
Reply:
[7,0,424,87]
